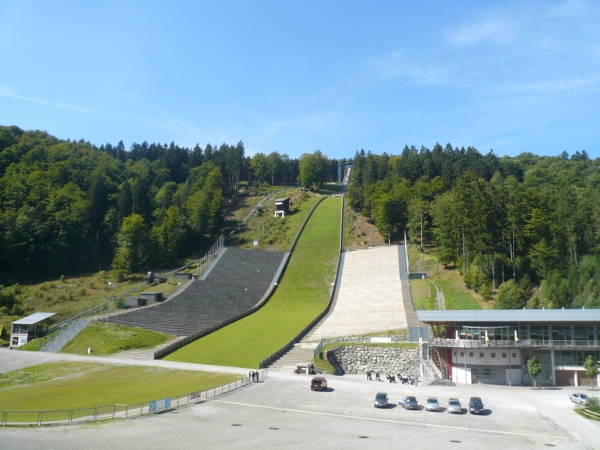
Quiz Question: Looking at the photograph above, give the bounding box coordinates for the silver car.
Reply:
[569,393,590,405]
[447,398,462,414]
[425,397,440,412]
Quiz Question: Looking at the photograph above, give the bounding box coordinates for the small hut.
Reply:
[10,312,56,347]
[274,197,290,218]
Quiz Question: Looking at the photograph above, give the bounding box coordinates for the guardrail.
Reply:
[429,338,600,349]
[0,371,268,427]
[259,195,344,369]
[535,407,591,446]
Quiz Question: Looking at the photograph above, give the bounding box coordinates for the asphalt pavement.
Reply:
[1,349,599,449]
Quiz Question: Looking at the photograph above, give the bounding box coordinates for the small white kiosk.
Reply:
[10,312,56,347]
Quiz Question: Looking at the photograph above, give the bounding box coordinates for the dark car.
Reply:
[469,397,484,414]
[310,376,328,391]
[374,392,389,408]
[403,396,419,410]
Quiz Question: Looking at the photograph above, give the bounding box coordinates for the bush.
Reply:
[586,396,600,413]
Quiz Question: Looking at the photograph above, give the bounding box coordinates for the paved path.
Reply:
[307,246,408,340]
[0,347,251,375]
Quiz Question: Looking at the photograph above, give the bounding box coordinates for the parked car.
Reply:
[425,397,440,412]
[403,396,419,410]
[310,376,327,391]
[447,398,462,414]
[374,392,389,408]
[468,397,485,414]
[570,393,590,405]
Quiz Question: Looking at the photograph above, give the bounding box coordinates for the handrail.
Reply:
[429,338,600,349]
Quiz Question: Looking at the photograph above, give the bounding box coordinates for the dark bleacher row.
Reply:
[110,248,285,336]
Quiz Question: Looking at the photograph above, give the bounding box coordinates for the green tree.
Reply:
[298,150,328,189]
[495,276,531,309]
[527,355,543,388]
[584,355,599,390]
[266,152,283,186]
[150,206,187,266]
[249,152,269,184]
[112,214,148,278]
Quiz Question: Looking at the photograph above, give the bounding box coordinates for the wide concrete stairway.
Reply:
[109,248,285,336]
[306,246,408,340]
[266,343,317,372]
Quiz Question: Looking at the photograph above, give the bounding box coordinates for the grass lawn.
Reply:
[0,362,239,415]
[165,196,342,368]
[58,322,174,355]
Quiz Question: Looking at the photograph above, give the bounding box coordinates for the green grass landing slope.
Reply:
[165,196,342,368]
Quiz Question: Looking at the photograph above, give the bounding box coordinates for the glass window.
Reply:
[469,352,473,357]
[491,353,496,358]
[512,353,516,358]
[555,351,574,365]
[460,352,464,357]
[502,353,507,358]
[480,352,484,358]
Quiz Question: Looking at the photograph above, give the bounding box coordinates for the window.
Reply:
[512,353,516,358]
[453,351,456,356]
[491,353,496,358]
[469,352,473,357]
[460,352,464,357]
[480,353,484,358]
[502,353,507,358]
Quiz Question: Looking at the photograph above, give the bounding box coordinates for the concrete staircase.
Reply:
[267,340,318,372]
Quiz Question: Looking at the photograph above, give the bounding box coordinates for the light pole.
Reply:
[107,282,115,330]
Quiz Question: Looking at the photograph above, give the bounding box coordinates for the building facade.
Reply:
[417,309,600,387]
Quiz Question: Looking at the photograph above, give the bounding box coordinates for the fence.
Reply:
[535,407,591,448]
[0,371,267,427]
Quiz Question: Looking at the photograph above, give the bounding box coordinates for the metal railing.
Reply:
[429,338,600,349]
[0,371,267,427]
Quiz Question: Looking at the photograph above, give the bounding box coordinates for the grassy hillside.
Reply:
[408,243,487,310]
[165,196,342,368]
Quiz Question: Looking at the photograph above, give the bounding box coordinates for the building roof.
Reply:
[274,197,290,203]
[417,309,600,324]
[12,312,56,325]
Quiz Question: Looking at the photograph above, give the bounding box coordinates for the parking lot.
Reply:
[2,369,599,449]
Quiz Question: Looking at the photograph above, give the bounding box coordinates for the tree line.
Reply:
[347,144,600,309]
[0,126,342,281]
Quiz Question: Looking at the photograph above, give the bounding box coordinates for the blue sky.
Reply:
[1,0,599,159]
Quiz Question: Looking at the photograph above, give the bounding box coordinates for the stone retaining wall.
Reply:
[327,345,420,375]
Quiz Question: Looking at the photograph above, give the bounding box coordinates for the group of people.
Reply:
[366,371,413,384]
[366,371,381,381]
[249,371,260,382]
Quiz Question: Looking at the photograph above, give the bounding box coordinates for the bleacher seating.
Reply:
[110,248,285,336]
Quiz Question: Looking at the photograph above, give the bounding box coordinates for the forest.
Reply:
[2,124,599,313]
[0,126,342,288]
[347,144,600,310]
